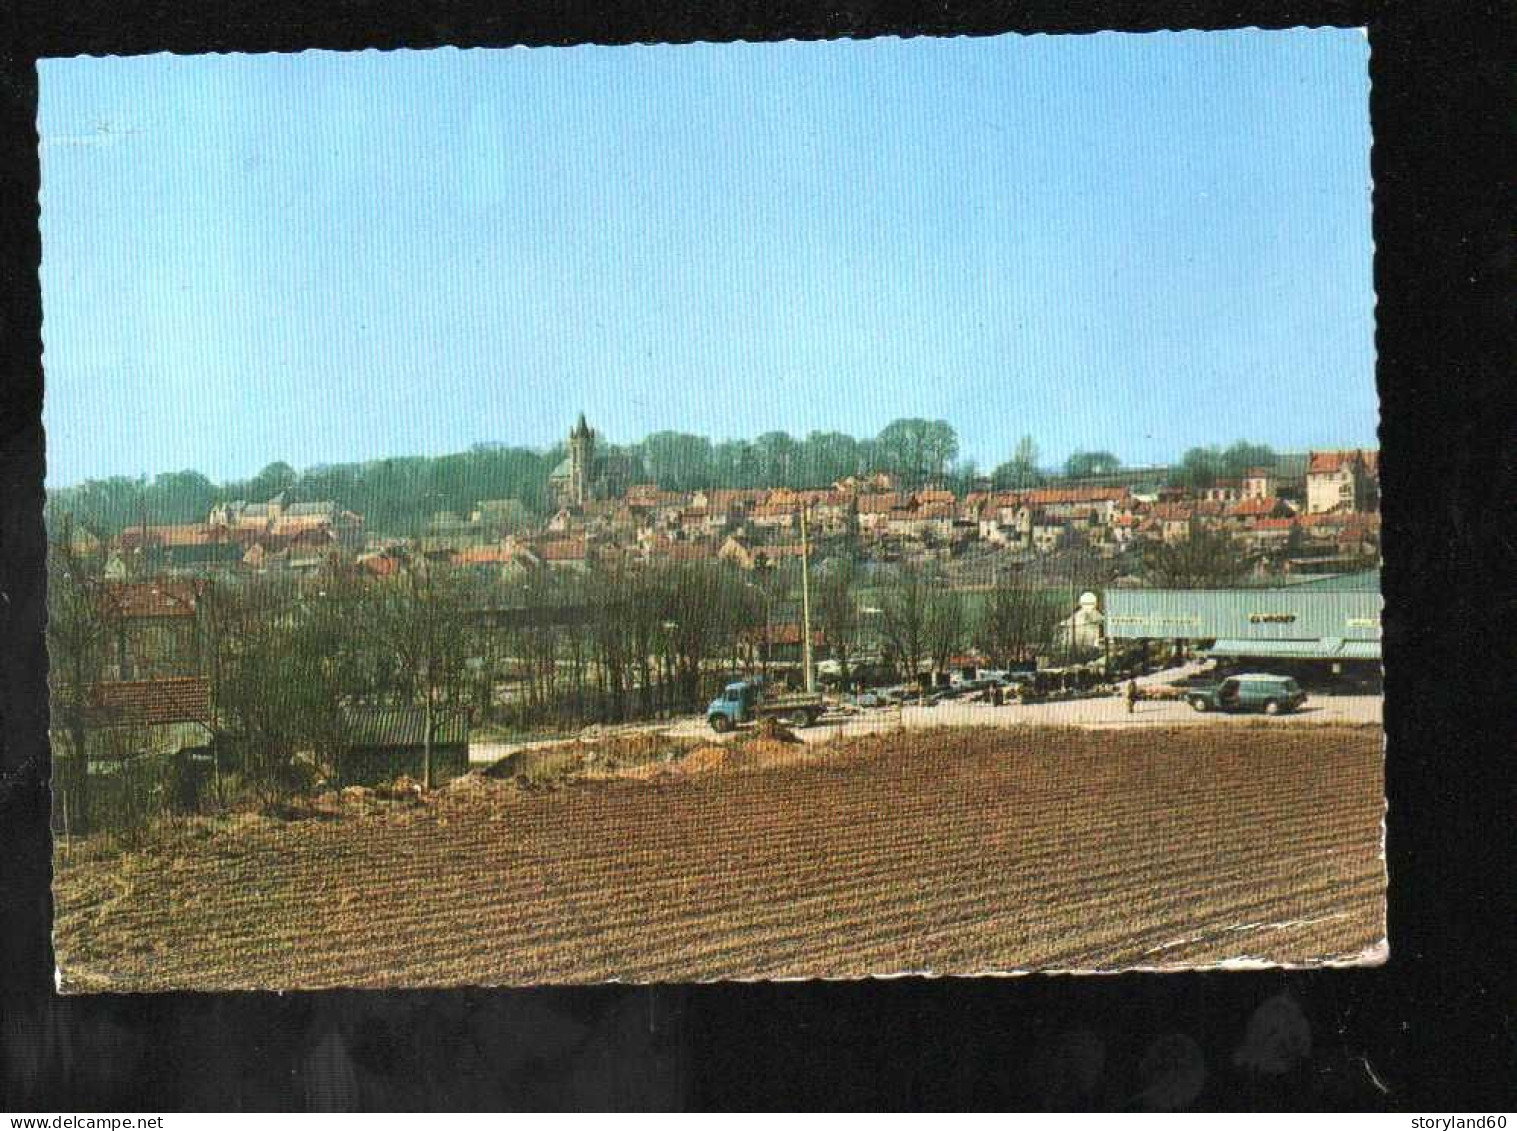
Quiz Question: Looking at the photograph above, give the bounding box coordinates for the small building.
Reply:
[1030,518,1068,554]
[336,706,470,787]
[101,579,204,680]
[1242,467,1277,499]
[471,498,531,534]
[1055,592,1106,653]
[536,538,591,571]
[855,492,903,536]
[1199,479,1244,504]
[1306,450,1380,514]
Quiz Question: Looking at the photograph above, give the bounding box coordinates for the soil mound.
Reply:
[679,745,730,773]
[753,717,801,744]
[727,737,817,772]
[442,772,493,795]
[383,774,425,801]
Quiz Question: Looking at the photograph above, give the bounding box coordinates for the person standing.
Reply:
[1126,678,1139,714]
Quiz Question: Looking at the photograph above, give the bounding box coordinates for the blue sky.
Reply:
[38,30,1374,487]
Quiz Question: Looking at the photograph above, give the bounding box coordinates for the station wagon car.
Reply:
[1187,673,1307,715]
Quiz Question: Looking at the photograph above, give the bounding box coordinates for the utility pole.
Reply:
[411,554,435,792]
[760,574,771,685]
[800,502,815,694]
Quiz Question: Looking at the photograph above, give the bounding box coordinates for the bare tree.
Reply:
[925,588,967,675]
[372,555,474,789]
[587,562,636,721]
[974,573,1059,668]
[655,563,753,706]
[878,564,930,681]
[813,557,859,684]
[46,514,118,835]
[208,575,340,808]
[1141,522,1252,588]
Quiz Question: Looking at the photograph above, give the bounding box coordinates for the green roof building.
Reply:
[1102,570,1381,663]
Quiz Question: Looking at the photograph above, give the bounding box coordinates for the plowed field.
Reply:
[54,724,1385,990]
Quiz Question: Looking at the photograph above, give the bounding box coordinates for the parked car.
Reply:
[1186,674,1306,715]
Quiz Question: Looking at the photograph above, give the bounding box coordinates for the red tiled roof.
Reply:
[914,489,955,505]
[704,489,758,511]
[856,492,903,514]
[833,472,897,492]
[742,623,825,646]
[652,541,716,562]
[454,544,515,565]
[1308,449,1379,475]
[1227,496,1284,517]
[120,523,221,549]
[625,485,686,508]
[87,677,211,727]
[750,501,798,518]
[281,526,337,547]
[358,554,400,576]
[270,516,332,535]
[1009,486,1129,507]
[1301,511,1380,529]
[537,539,589,561]
[1253,517,1296,531]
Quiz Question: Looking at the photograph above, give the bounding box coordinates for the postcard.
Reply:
[42,29,1383,989]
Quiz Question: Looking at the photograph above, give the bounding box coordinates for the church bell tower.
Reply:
[567,413,595,506]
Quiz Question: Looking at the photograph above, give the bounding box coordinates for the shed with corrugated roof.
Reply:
[336,705,470,787]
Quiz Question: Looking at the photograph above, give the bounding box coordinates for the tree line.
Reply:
[46,423,1283,541]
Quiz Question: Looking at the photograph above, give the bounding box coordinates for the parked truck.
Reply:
[707,678,825,733]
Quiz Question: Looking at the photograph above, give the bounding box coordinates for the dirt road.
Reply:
[473,693,1383,762]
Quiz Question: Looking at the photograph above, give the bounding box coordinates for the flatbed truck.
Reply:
[707,678,824,733]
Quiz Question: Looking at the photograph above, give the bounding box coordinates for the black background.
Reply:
[2,0,1513,1111]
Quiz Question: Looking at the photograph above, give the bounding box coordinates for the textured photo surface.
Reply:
[42,30,1383,989]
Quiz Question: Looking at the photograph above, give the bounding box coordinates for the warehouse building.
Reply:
[1102,570,1381,676]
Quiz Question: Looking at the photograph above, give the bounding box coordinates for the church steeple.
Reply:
[566,413,596,506]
